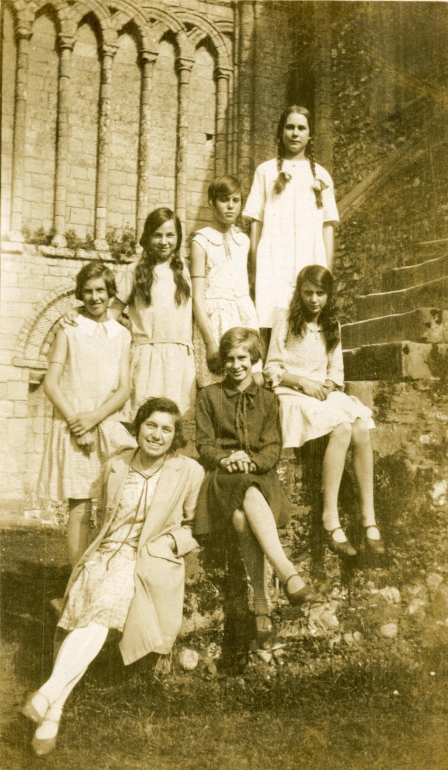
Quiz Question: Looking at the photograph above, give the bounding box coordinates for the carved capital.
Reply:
[177,57,195,74]
[59,34,75,51]
[140,49,158,65]
[102,43,118,59]
[215,66,232,81]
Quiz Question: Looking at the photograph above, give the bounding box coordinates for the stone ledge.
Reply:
[382,253,448,292]
[341,308,446,348]
[343,342,448,381]
[356,275,448,320]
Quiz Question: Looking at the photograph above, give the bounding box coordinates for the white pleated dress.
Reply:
[117,260,196,419]
[243,158,339,328]
[191,226,260,387]
[38,315,136,501]
[264,309,374,448]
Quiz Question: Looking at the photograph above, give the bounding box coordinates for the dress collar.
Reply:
[76,313,119,338]
[199,226,245,247]
[223,377,258,398]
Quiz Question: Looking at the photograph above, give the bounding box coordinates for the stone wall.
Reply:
[0,0,293,510]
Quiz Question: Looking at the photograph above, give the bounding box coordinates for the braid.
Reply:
[273,142,291,196]
[130,250,190,308]
[170,253,191,307]
[306,137,323,209]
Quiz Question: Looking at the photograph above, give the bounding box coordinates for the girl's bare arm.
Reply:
[191,240,218,355]
[249,220,263,298]
[323,223,334,272]
[44,331,76,421]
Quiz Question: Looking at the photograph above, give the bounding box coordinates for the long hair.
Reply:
[133,397,186,450]
[131,208,190,307]
[273,105,323,207]
[288,265,339,353]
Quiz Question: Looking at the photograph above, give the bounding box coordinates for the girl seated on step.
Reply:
[194,327,316,647]
[264,265,385,557]
[23,397,204,757]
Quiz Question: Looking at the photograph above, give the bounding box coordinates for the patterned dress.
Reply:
[59,469,161,632]
[192,226,260,388]
[264,309,374,448]
[243,159,339,328]
[38,315,135,501]
[117,260,196,418]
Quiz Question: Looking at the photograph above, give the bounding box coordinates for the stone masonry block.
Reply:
[0,400,14,417]
[382,252,448,291]
[342,308,445,349]
[356,275,448,320]
[343,342,448,381]
[7,381,29,401]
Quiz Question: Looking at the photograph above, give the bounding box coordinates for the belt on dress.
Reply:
[132,335,193,353]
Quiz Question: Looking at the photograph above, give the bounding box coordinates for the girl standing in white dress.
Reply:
[264,266,385,558]
[243,106,339,334]
[38,262,135,566]
[111,208,196,419]
[191,175,261,387]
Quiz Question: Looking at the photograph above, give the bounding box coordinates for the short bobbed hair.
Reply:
[218,327,264,367]
[133,397,186,451]
[75,261,117,301]
[208,175,242,206]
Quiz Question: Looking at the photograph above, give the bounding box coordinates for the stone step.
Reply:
[382,253,448,291]
[341,308,447,349]
[356,275,448,320]
[412,238,448,263]
[343,341,448,381]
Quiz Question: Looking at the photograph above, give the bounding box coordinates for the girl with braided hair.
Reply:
[243,106,339,338]
[111,208,196,418]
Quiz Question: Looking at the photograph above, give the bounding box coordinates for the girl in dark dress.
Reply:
[195,327,315,642]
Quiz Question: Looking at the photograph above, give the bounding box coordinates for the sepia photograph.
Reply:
[1,0,447,767]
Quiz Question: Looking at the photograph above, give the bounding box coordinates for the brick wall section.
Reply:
[147,39,178,215]
[23,11,58,234]
[66,21,101,239]
[1,6,16,235]
[107,30,141,234]
[186,44,216,235]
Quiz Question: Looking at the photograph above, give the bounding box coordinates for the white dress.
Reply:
[117,260,196,419]
[38,315,136,500]
[192,226,260,387]
[243,158,339,328]
[264,309,374,448]
[59,468,161,632]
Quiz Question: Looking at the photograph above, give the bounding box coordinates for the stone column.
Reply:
[52,34,75,248]
[136,50,158,242]
[175,56,194,232]
[237,1,256,195]
[94,42,117,252]
[9,27,32,242]
[214,67,231,177]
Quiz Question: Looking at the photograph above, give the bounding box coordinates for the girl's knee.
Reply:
[333,421,352,443]
[352,419,370,444]
[243,485,263,507]
[232,509,247,533]
[68,500,92,525]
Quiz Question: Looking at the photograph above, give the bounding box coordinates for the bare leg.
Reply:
[232,509,270,616]
[30,623,109,740]
[351,419,379,537]
[67,499,92,567]
[241,486,304,593]
[322,422,352,542]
